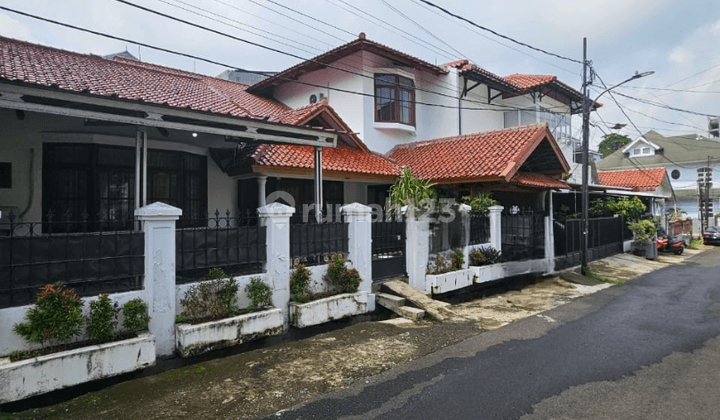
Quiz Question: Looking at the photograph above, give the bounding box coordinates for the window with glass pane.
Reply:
[375,74,415,125]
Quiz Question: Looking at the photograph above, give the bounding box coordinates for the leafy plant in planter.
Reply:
[388,168,438,216]
[122,298,150,333]
[469,246,500,266]
[324,254,361,294]
[177,268,241,323]
[290,263,312,303]
[245,277,272,312]
[450,248,464,270]
[13,282,84,349]
[427,255,451,274]
[86,294,117,342]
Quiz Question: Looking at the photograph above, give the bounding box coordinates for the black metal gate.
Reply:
[554,217,625,270]
[371,214,406,280]
[501,208,545,261]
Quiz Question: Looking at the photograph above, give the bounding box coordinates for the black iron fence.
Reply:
[501,208,545,261]
[290,216,348,267]
[554,216,625,270]
[0,211,144,309]
[429,209,464,255]
[469,214,490,245]
[176,210,266,283]
[371,213,406,280]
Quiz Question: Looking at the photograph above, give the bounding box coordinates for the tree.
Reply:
[598,133,632,158]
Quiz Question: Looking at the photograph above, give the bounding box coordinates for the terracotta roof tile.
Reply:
[513,172,569,189]
[252,144,400,177]
[0,36,290,120]
[387,123,566,184]
[597,168,667,192]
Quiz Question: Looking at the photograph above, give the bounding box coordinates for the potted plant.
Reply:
[288,254,370,328]
[174,269,282,357]
[628,219,658,259]
[2,284,155,403]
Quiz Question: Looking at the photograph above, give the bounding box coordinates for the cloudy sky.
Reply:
[1,0,719,147]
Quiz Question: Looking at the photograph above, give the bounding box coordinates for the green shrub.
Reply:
[469,247,500,266]
[628,219,657,242]
[323,254,361,294]
[246,277,272,312]
[460,192,498,215]
[13,283,84,348]
[178,268,241,322]
[122,298,150,333]
[450,249,464,270]
[427,255,451,274]
[290,263,312,302]
[86,294,117,342]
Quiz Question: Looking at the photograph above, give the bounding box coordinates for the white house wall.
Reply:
[0,109,236,223]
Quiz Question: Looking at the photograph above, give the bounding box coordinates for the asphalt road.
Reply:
[267,248,720,420]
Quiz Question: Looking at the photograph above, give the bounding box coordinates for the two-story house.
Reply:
[597,130,720,229]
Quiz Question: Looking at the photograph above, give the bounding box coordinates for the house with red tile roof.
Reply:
[0,35,401,227]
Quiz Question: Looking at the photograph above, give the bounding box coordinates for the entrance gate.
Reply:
[371,214,406,280]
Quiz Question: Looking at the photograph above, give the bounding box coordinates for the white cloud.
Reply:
[0,12,32,41]
[668,47,694,65]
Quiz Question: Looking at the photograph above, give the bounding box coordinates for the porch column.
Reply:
[257,176,267,208]
[258,202,295,327]
[459,204,472,269]
[341,203,373,301]
[314,147,323,223]
[135,202,182,356]
[488,205,504,253]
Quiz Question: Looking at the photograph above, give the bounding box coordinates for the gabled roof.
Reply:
[247,33,447,93]
[0,36,291,120]
[502,73,587,108]
[387,123,569,185]
[597,168,668,192]
[597,130,720,170]
[442,59,518,92]
[621,136,662,154]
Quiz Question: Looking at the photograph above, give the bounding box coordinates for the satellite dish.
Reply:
[309,94,317,104]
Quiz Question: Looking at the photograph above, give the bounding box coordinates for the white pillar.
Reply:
[488,205,504,253]
[257,176,267,208]
[258,202,295,327]
[406,215,431,293]
[458,204,472,269]
[341,203,373,298]
[135,202,182,356]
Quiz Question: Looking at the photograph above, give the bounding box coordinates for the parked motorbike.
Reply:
[656,228,686,255]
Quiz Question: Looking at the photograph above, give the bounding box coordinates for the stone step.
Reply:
[376,293,406,311]
[381,280,457,321]
[396,306,425,321]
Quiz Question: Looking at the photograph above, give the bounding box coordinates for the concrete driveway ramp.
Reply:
[381,280,457,321]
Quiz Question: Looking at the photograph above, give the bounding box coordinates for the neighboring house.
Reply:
[597,167,675,226]
[597,130,720,228]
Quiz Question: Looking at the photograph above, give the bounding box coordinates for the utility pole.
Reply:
[580,38,590,275]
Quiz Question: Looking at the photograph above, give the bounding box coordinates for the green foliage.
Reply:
[245,277,273,312]
[323,254,361,294]
[591,196,646,221]
[689,237,703,248]
[460,192,498,215]
[290,263,312,302]
[427,255,451,274]
[450,248,464,270]
[388,168,438,214]
[122,298,150,333]
[13,283,84,348]
[8,349,42,362]
[469,246,500,266]
[628,219,658,242]
[178,268,241,322]
[598,133,632,158]
[584,268,623,285]
[86,294,117,342]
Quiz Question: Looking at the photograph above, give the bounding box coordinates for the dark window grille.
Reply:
[0,210,144,309]
[501,208,545,261]
[290,216,348,267]
[469,214,490,245]
[176,210,266,283]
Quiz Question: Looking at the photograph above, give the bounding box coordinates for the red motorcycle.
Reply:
[656,228,686,255]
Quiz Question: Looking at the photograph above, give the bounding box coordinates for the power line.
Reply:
[609,91,718,118]
[416,0,582,65]
[243,0,348,43]
[260,0,356,38]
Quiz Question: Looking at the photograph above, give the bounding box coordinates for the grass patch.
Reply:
[688,237,703,249]
[166,364,209,381]
[584,268,623,285]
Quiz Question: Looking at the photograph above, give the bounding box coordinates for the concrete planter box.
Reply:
[472,259,551,285]
[175,308,283,358]
[428,268,476,294]
[289,291,371,328]
[0,333,155,404]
